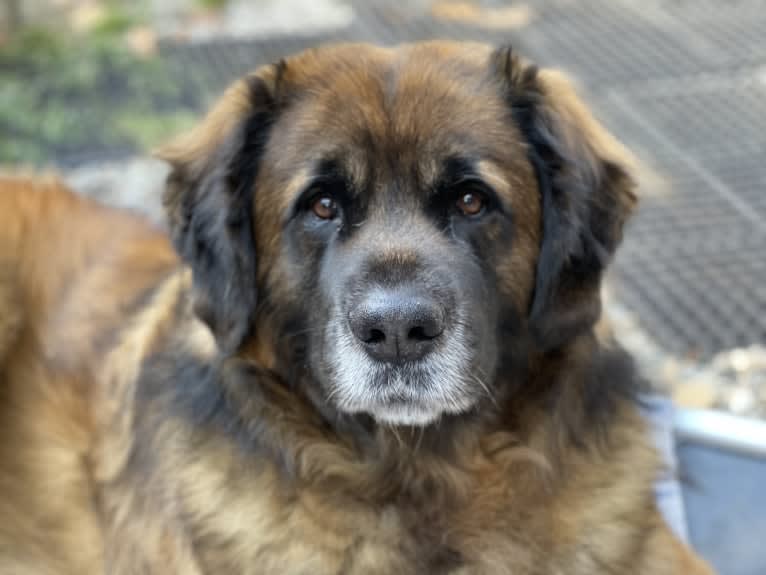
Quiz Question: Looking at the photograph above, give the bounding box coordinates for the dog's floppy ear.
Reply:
[156,63,285,353]
[493,47,637,350]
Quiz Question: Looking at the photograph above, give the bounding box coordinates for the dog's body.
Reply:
[0,42,712,574]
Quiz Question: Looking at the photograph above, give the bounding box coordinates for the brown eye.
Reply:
[311,195,338,220]
[456,191,485,217]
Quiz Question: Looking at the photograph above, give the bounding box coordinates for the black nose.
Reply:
[348,287,445,363]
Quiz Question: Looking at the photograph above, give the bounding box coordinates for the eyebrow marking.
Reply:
[432,156,510,196]
[475,160,512,195]
[280,167,312,222]
[431,156,478,193]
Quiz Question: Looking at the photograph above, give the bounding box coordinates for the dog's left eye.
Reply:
[453,184,491,218]
[310,194,339,220]
[456,190,486,217]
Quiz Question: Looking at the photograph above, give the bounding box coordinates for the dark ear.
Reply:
[494,47,638,350]
[156,64,284,353]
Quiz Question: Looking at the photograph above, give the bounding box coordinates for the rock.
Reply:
[125,26,158,58]
[431,1,534,30]
[672,380,719,410]
[65,156,169,225]
[727,386,757,416]
[70,1,106,33]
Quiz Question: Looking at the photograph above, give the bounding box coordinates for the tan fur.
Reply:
[0,42,712,574]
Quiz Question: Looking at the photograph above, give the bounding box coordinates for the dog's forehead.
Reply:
[264,42,529,194]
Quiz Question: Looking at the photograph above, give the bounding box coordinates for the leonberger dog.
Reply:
[0,42,712,574]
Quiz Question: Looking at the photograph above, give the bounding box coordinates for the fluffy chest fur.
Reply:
[89,303,663,575]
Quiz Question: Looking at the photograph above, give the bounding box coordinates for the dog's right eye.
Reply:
[310,194,339,220]
[455,190,486,217]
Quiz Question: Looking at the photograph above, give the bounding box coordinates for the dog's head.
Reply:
[159,42,636,427]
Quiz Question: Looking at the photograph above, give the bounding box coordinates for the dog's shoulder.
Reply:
[0,175,186,574]
[0,176,179,368]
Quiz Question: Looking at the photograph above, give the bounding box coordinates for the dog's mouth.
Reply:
[327,327,481,426]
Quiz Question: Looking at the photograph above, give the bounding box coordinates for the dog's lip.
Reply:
[335,392,432,415]
[380,396,429,410]
[341,394,429,411]
[338,391,476,423]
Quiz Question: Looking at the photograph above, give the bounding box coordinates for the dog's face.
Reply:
[265,45,542,426]
[160,42,636,426]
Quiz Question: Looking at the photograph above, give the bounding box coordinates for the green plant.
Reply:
[196,0,229,10]
[0,20,204,165]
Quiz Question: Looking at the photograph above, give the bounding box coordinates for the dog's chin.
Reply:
[335,393,478,427]
[367,403,443,426]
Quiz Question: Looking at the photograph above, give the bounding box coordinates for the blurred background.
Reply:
[1,1,765,573]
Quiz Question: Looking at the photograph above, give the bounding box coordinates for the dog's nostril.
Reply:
[408,325,435,342]
[366,328,386,344]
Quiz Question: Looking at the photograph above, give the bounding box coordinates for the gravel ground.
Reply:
[65,156,169,226]
[64,156,766,420]
[605,289,766,418]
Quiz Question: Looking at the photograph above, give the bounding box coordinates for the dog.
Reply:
[0,42,713,574]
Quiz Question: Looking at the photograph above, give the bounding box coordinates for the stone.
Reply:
[672,380,719,410]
